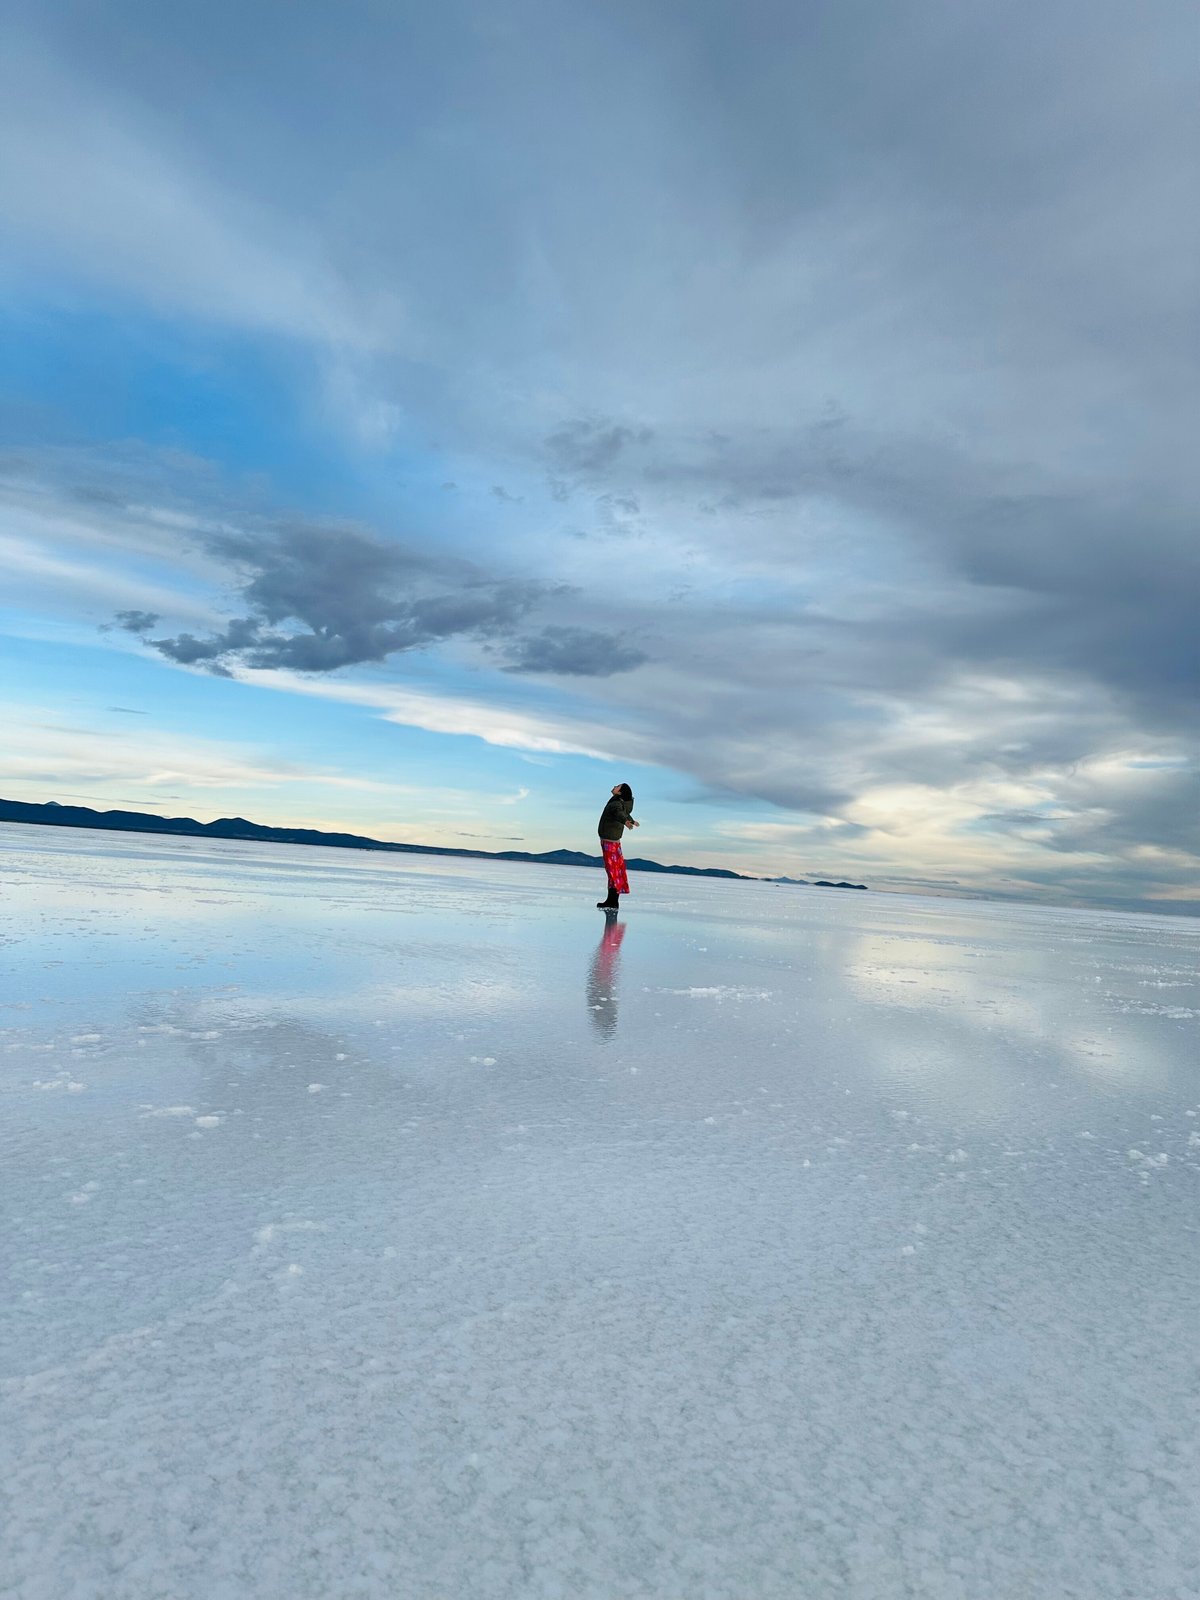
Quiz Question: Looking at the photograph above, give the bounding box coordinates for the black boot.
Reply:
[596,888,619,909]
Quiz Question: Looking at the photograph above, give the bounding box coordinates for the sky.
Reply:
[1,0,1196,913]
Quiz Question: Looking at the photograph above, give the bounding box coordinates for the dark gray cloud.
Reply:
[146,522,547,673]
[501,626,648,677]
[545,419,655,482]
[138,521,649,680]
[1044,769,1200,861]
[112,610,160,634]
[551,413,1200,740]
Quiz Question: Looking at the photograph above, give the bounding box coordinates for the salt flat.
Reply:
[2,822,1198,1600]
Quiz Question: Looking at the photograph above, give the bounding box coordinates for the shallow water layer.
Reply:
[2,823,1198,1599]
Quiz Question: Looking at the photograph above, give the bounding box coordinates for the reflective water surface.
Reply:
[3,824,1198,1599]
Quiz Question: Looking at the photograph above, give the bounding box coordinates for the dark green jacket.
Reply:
[597,796,632,841]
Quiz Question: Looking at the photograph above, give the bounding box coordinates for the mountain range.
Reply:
[0,797,869,890]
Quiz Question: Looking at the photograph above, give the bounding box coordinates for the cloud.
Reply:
[501,626,648,677]
[545,418,655,481]
[132,516,657,681]
[239,669,630,761]
[0,526,216,626]
[0,702,404,799]
[112,610,160,634]
[0,37,372,347]
[147,521,546,673]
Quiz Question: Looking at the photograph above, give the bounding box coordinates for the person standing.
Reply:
[596,782,638,909]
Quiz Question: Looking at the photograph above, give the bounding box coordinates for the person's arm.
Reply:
[624,810,639,829]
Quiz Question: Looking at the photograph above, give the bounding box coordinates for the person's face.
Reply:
[611,785,621,797]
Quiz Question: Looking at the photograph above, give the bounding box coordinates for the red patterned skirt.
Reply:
[602,839,630,895]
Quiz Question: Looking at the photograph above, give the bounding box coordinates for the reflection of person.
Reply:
[586,914,626,1039]
[596,782,639,910]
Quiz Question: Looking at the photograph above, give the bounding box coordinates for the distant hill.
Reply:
[763,875,868,889]
[0,797,748,881]
[0,797,868,890]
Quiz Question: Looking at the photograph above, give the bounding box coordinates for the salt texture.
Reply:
[2,823,1199,1600]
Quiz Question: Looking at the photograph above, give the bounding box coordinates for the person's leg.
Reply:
[598,841,620,907]
[608,842,629,905]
